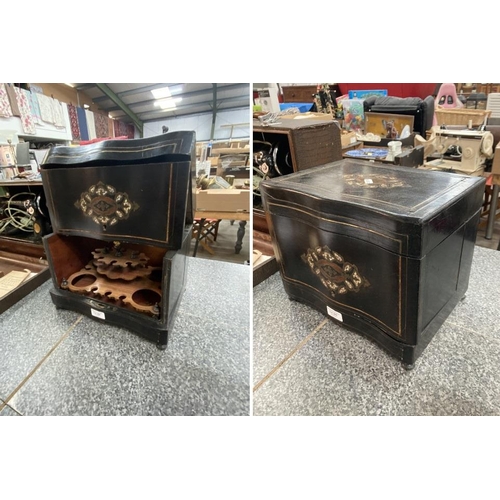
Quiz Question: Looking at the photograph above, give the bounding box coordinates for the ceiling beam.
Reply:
[93,83,182,103]
[210,84,217,140]
[74,83,95,91]
[128,104,251,123]
[95,83,144,137]
[104,83,249,112]
[111,96,249,121]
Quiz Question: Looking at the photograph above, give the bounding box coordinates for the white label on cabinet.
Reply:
[327,306,343,322]
[91,308,106,320]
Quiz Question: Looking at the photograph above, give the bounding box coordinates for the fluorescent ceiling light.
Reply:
[151,86,172,99]
[154,97,182,109]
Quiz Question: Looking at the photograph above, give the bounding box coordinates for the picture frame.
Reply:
[364,112,415,139]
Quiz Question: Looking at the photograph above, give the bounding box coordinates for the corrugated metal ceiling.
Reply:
[72,83,250,124]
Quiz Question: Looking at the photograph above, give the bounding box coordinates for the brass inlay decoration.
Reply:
[343,173,409,189]
[75,181,139,228]
[302,245,370,297]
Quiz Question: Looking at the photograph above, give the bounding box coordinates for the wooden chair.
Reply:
[192,218,221,256]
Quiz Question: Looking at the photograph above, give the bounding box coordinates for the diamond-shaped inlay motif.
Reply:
[75,181,139,228]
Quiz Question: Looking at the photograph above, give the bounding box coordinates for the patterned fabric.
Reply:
[30,84,43,94]
[52,99,66,128]
[5,84,20,116]
[76,106,89,141]
[94,113,109,138]
[60,103,70,130]
[37,93,55,123]
[113,119,120,138]
[29,90,42,124]
[127,124,135,139]
[114,120,129,138]
[14,87,36,134]
[67,103,80,140]
[0,83,13,117]
[85,110,96,139]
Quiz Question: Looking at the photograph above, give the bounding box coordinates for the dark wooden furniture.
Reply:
[253,117,343,224]
[253,118,343,176]
[281,84,341,104]
[281,85,317,103]
[253,118,343,283]
[0,180,52,313]
[260,159,485,368]
[0,238,50,314]
[40,132,196,349]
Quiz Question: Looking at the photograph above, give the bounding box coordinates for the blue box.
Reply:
[348,89,388,99]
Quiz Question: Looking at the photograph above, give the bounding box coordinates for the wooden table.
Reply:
[193,210,250,257]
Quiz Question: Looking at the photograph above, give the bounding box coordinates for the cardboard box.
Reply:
[340,131,357,148]
[195,189,250,213]
[492,143,500,175]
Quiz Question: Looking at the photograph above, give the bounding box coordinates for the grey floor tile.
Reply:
[254,314,500,417]
[253,320,412,416]
[7,259,250,416]
[253,273,327,385]
[446,247,500,339]
[9,316,248,416]
[392,324,500,416]
[0,280,82,398]
[180,258,250,331]
[0,403,20,416]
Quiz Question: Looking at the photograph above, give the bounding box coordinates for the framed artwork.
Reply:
[364,112,415,139]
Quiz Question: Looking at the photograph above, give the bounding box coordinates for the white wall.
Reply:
[142,108,250,142]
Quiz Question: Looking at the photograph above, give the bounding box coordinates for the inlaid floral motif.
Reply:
[302,245,370,297]
[75,181,139,228]
[344,173,409,189]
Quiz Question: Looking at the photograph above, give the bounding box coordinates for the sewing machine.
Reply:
[422,128,494,176]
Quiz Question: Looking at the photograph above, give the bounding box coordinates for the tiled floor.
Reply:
[0,258,250,416]
[253,243,500,416]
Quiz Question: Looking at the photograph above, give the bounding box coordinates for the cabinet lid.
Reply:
[261,159,486,257]
[40,131,195,168]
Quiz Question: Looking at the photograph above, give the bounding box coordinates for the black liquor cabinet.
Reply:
[260,159,485,368]
[40,131,196,348]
